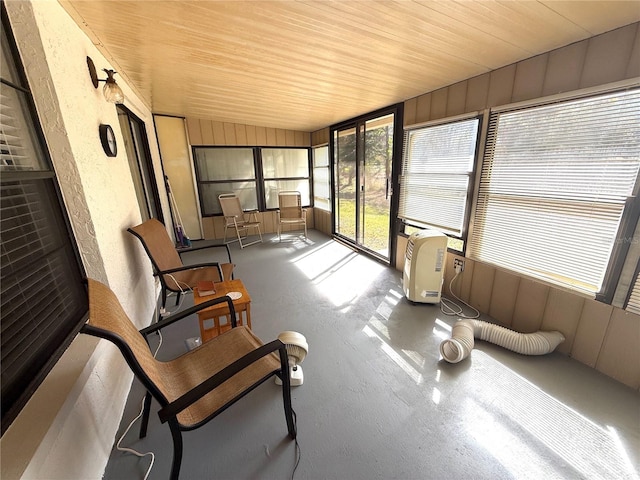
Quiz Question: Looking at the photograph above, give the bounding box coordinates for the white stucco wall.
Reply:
[1,1,168,478]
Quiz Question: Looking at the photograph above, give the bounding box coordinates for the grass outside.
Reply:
[336,199,389,253]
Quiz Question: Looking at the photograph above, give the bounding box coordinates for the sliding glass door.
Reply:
[333,106,401,261]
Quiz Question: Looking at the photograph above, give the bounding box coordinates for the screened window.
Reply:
[193,147,257,215]
[262,148,310,209]
[1,17,88,434]
[313,145,330,211]
[468,88,640,295]
[399,117,479,250]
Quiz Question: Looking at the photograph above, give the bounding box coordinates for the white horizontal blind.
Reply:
[469,89,640,294]
[399,118,479,236]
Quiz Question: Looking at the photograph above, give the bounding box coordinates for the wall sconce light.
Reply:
[87,56,125,104]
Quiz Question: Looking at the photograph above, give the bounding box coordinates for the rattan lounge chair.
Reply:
[82,279,296,480]
[128,219,234,315]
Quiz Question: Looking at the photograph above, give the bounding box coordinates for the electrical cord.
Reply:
[440,268,480,319]
[114,315,164,479]
[115,399,155,480]
[160,273,189,317]
[291,408,301,480]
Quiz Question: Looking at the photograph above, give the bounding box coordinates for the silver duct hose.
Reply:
[440,319,565,363]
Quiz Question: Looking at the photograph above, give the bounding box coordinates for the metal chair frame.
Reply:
[82,279,296,480]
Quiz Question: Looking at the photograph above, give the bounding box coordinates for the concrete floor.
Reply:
[105,230,640,480]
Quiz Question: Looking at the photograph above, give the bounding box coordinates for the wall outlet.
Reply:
[454,258,465,272]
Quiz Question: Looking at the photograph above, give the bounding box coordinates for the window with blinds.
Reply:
[1,16,87,434]
[626,272,640,315]
[313,145,330,211]
[399,117,480,240]
[468,88,640,295]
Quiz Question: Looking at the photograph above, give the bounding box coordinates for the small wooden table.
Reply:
[194,279,252,343]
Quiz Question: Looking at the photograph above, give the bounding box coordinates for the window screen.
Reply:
[261,148,310,209]
[399,117,479,238]
[313,146,330,211]
[193,147,257,215]
[468,88,640,294]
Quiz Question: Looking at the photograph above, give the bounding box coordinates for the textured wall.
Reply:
[1,1,166,479]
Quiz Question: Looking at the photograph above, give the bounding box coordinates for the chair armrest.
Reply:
[154,263,222,276]
[158,339,287,423]
[155,263,224,283]
[140,296,236,336]
[177,243,232,264]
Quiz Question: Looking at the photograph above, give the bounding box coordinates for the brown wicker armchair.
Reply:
[82,279,296,480]
[128,219,234,315]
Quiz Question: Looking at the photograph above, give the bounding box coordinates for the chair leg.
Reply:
[139,391,153,439]
[175,291,182,306]
[278,349,297,439]
[168,419,184,480]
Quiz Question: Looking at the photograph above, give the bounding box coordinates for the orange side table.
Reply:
[193,279,252,343]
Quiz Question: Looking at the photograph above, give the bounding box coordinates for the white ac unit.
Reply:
[403,230,447,303]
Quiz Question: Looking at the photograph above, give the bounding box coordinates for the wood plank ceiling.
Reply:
[61,0,640,132]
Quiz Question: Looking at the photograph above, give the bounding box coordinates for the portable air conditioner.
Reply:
[403,230,448,303]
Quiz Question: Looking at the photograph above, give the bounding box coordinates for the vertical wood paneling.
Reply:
[246,124,257,145]
[200,120,215,145]
[580,23,637,89]
[415,93,432,124]
[430,88,448,120]
[223,123,237,144]
[266,128,277,145]
[512,53,548,103]
[404,97,417,125]
[276,129,287,145]
[256,126,267,145]
[489,269,520,327]
[311,128,329,146]
[540,288,585,355]
[285,130,295,146]
[570,298,612,367]
[595,308,640,388]
[446,81,467,117]
[234,124,247,145]
[465,74,490,112]
[459,258,475,304]
[512,278,549,333]
[185,118,202,145]
[295,130,309,146]
[469,261,494,314]
[487,64,516,107]
[542,41,587,96]
[212,121,225,144]
[202,217,215,239]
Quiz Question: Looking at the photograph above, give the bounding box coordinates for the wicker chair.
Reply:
[82,279,296,480]
[128,219,234,315]
[277,191,307,240]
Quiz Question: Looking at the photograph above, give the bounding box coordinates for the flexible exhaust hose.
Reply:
[440,319,565,363]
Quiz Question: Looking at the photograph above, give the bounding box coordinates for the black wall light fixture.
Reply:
[87,56,125,104]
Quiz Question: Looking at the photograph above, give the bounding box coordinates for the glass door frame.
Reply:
[330,103,404,265]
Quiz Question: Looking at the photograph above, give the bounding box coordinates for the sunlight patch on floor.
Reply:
[292,241,385,308]
[466,351,639,480]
